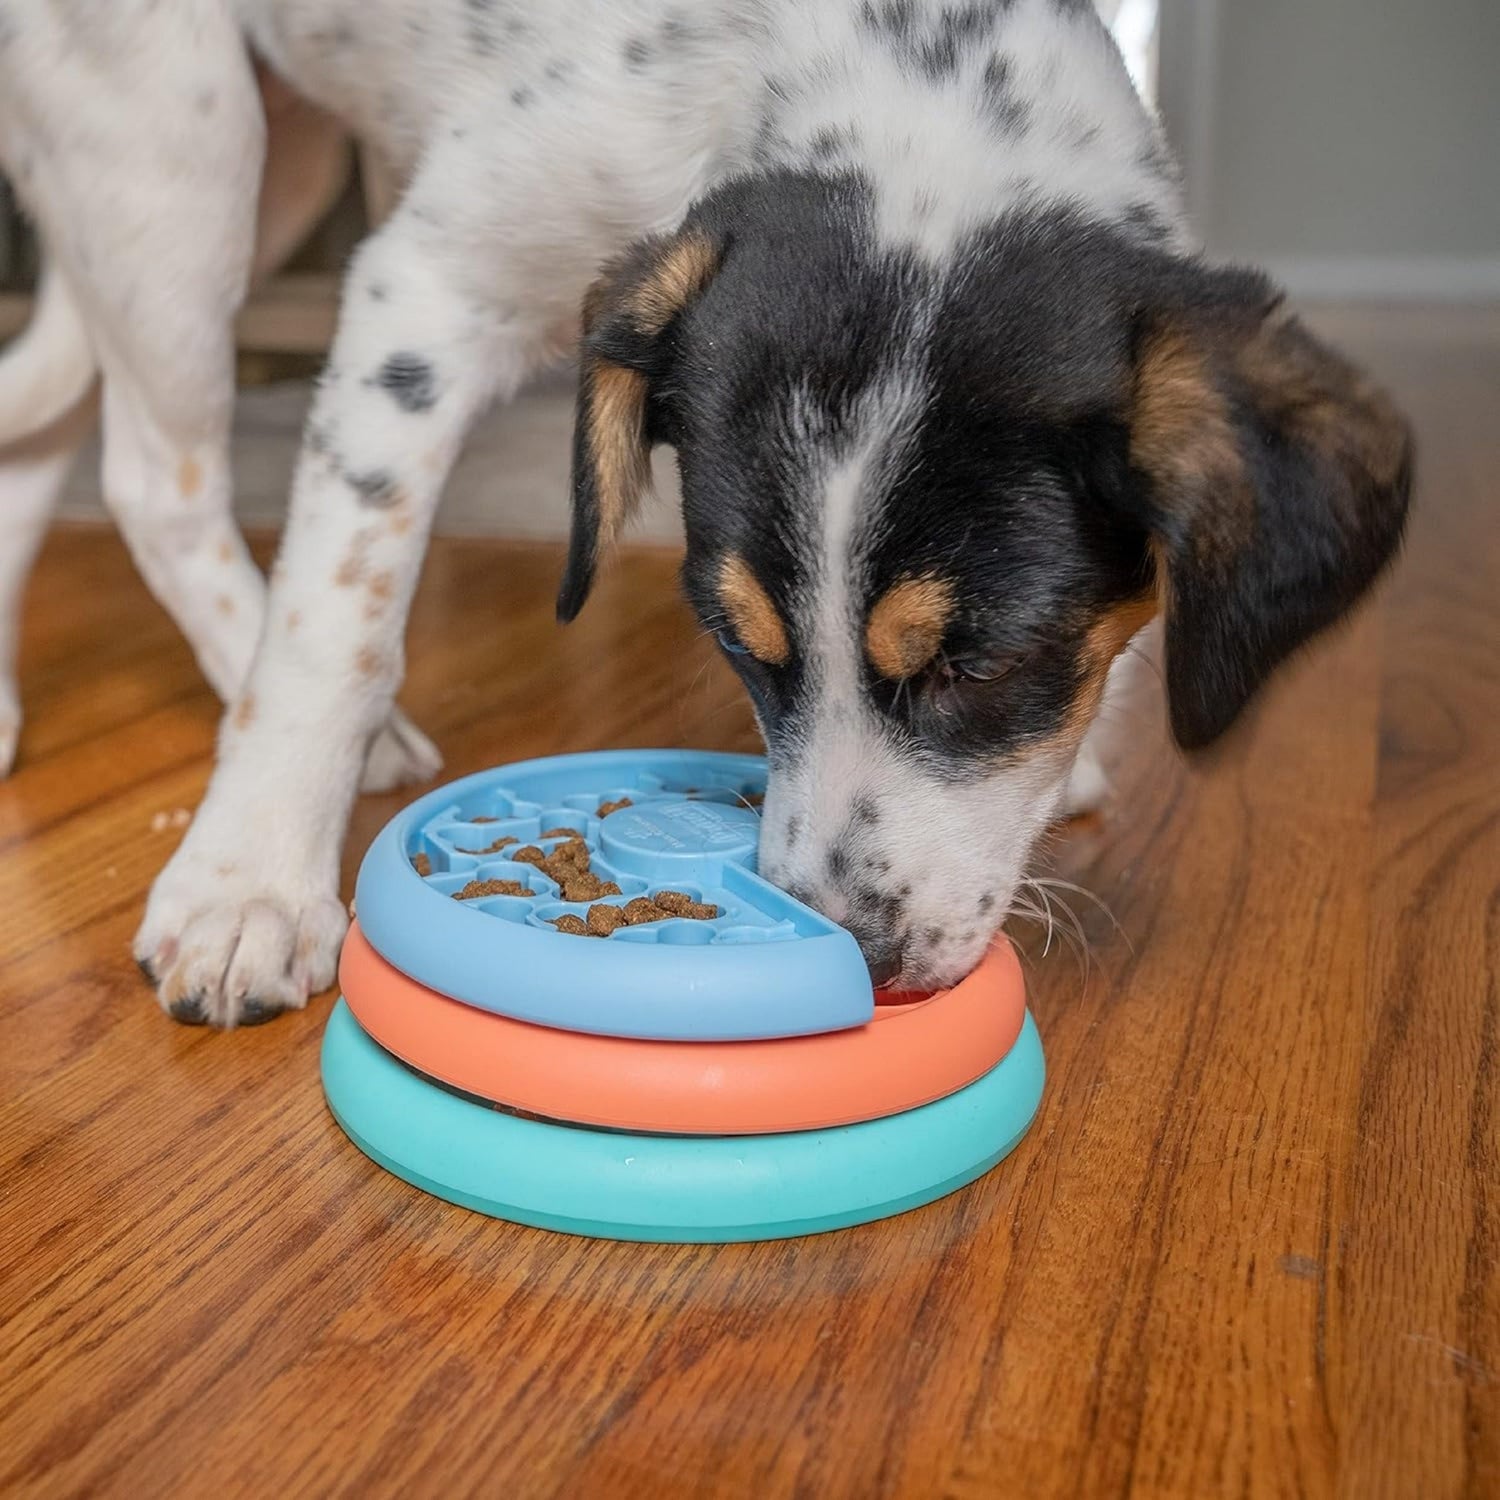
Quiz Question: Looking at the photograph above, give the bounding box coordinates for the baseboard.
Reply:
[1262,256,1500,304]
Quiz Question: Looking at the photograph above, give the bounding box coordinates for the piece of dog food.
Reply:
[586,903,627,936]
[653,889,720,920]
[511,845,547,869]
[551,913,592,936]
[454,878,530,900]
[539,826,577,840]
[561,873,623,903]
[743,791,764,808]
[597,797,633,818]
[455,834,518,856]
[411,852,432,877]
[470,815,499,824]
[622,897,672,925]
[544,838,590,868]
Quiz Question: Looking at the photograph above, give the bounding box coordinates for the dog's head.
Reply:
[559,178,1412,987]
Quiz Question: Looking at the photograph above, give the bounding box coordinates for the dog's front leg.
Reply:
[135,201,520,1025]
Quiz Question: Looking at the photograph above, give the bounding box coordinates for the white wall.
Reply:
[1159,0,1500,299]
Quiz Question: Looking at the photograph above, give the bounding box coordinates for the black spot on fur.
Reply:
[924,926,945,948]
[861,1,1002,80]
[623,35,651,69]
[980,54,1029,135]
[464,0,497,54]
[851,795,881,826]
[367,282,389,303]
[1122,202,1171,246]
[545,58,575,84]
[827,842,851,883]
[786,815,802,844]
[808,124,853,162]
[371,352,437,413]
[1136,137,1178,183]
[346,469,401,508]
[195,89,217,116]
[978,891,997,914]
[510,85,534,107]
[860,0,917,40]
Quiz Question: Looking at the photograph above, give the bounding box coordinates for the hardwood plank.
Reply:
[1,309,1496,1499]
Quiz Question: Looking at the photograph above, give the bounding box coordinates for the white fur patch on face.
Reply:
[756,355,1079,988]
[760,715,1075,989]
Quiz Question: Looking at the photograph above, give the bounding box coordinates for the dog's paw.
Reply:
[135,857,347,1028]
[360,707,442,794]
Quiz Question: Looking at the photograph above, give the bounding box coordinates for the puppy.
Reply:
[0,0,1410,1021]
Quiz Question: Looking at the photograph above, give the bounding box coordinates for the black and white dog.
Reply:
[0,0,1410,1023]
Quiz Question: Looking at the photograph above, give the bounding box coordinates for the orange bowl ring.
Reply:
[339,923,1027,1136]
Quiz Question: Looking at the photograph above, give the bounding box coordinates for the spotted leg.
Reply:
[136,191,528,1025]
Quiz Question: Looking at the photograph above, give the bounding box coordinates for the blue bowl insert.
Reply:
[321,999,1047,1243]
[354,750,875,1041]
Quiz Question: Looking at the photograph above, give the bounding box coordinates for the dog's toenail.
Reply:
[137,955,158,985]
[168,995,208,1025]
[237,998,280,1027]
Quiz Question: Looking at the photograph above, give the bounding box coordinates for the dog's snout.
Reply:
[781,878,904,987]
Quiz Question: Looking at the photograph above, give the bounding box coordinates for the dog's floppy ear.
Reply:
[557,228,721,622]
[1128,269,1413,748]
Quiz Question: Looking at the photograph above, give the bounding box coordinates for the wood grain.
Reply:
[1,307,1496,1498]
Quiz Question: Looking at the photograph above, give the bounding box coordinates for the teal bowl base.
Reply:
[320,1000,1046,1243]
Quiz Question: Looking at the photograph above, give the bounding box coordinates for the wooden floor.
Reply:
[2,307,1497,1498]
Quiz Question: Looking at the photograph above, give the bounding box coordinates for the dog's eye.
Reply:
[940,654,1015,685]
[715,628,751,657]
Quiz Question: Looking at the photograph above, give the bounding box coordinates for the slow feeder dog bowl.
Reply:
[323,750,1046,1242]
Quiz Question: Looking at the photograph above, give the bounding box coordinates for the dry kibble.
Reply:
[544,839,590,870]
[561,872,609,903]
[551,913,592,936]
[470,815,499,824]
[653,889,719,920]
[539,826,577,840]
[743,792,764,808]
[455,834,518,855]
[586,903,627,936]
[454,878,531,900]
[597,797,633,818]
[511,845,547,869]
[411,852,432,877]
[622,897,672,926]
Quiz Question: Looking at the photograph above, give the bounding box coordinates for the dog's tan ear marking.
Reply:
[558,230,722,623]
[628,233,720,336]
[719,554,790,666]
[866,576,955,680]
[1128,286,1412,751]
[1130,323,1253,562]
[581,361,651,552]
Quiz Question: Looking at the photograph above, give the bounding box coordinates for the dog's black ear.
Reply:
[557,228,721,622]
[1128,269,1413,748]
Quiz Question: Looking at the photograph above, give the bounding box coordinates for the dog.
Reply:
[0,0,1411,1023]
